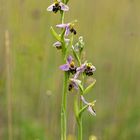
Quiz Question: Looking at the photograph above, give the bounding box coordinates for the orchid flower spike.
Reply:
[47,0,69,13]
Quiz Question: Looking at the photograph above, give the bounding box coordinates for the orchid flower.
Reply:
[47,0,69,13]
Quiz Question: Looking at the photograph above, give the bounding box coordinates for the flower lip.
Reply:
[70,61,75,68]
[47,0,69,13]
[88,106,96,116]
[68,83,73,91]
[85,63,96,76]
[70,27,77,35]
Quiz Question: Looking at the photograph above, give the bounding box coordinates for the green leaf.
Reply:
[78,83,84,94]
[83,79,96,95]
[60,29,66,40]
[50,26,61,42]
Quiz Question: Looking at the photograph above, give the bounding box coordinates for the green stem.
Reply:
[60,10,68,140]
[61,72,68,140]
[78,98,83,140]
[75,94,83,140]
[76,57,83,140]
[61,11,65,24]
[78,117,82,140]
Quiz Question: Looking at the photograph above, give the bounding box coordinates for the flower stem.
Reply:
[60,10,68,140]
[78,99,83,140]
[75,94,83,140]
[61,72,68,140]
[61,11,65,24]
[77,59,83,140]
[78,118,82,140]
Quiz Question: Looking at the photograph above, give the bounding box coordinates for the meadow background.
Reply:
[0,0,140,139]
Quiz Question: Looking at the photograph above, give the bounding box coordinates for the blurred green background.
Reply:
[1,0,140,139]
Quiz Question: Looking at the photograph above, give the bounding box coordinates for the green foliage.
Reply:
[50,26,62,42]
[83,80,96,95]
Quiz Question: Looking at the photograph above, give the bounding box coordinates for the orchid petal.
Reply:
[71,78,81,85]
[74,71,80,79]
[88,106,96,116]
[56,23,68,28]
[67,55,73,64]
[53,41,62,47]
[47,4,54,11]
[91,65,96,71]
[72,81,79,90]
[81,95,89,105]
[59,64,69,71]
[60,2,69,11]
[65,26,70,36]
[77,63,86,72]
[74,63,86,78]
[70,78,81,90]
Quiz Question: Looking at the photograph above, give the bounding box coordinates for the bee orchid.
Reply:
[56,22,77,36]
[68,78,81,91]
[81,95,96,116]
[47,0,69,13]
[53,38,70,50]
[74,62,96,79]
[59,55,77,74]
